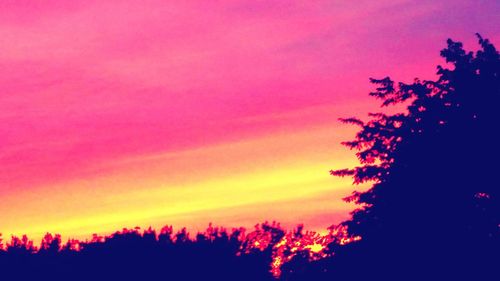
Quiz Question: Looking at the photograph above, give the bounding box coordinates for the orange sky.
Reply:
[0,0,498,243]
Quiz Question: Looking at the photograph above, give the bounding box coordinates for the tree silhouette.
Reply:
[300,34,500,281]
[0,222,315,281]
[1,35,498,281]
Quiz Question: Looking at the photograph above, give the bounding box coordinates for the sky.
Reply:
[0,0,499,242]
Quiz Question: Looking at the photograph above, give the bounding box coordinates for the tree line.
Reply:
[1,34,498,280]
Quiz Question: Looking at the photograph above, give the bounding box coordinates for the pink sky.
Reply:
[0,0,498,241]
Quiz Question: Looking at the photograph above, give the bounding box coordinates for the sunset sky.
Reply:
[1,0,498,242]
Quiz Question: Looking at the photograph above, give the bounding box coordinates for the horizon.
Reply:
[1,0,499,243]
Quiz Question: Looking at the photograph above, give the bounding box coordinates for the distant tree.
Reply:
[40,233,62,254]
[320,34,499,280]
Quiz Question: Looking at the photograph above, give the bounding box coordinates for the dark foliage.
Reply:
[284,34,499,281]
[0,221,347,281]
[0,224,279,281]
[1,35,498,281]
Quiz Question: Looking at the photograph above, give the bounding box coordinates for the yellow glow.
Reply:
[0,125,359,243]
